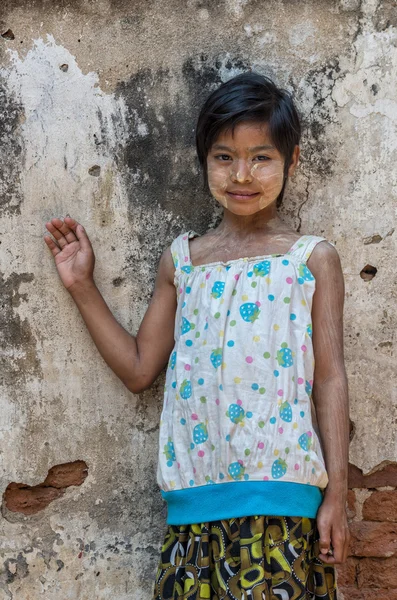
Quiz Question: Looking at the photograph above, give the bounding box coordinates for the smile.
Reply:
[226,191,260,201]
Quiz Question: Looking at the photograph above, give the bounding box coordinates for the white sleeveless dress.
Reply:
[157,231,334,525]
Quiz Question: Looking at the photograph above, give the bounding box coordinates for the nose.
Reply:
[230,159,252,184]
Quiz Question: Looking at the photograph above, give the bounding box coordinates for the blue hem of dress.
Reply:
[161,480,324,525]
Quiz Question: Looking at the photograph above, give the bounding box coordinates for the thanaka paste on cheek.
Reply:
[207,163,229,208]
[250,160,285,209]
[207,156,285,213]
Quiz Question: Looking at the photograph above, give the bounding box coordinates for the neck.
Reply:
[216,202,285,238]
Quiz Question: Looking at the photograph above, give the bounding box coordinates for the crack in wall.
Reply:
[296,59,345,231]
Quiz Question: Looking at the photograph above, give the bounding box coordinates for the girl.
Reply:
[44,72,350,599]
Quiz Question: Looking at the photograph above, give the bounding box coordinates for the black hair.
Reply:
[195,71,301,207]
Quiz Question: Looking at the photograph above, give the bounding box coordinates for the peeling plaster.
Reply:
[3,34,130,216]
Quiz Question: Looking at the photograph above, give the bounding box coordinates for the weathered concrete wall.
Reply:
[0,0,396,598]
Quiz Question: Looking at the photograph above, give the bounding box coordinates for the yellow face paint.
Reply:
[250,162,285,209]
[208,155,285,214]
[205,121,292,216]
[207,161,229,208]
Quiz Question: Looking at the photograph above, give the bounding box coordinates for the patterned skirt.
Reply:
[153,516,337,600]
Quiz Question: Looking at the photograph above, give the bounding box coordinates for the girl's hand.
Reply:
[316,492,351,564]
[44,217,95,291]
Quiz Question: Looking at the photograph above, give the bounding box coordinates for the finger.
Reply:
[69,221,93,254]
[330,539,343,564]
[47,217,77,248]
[44,233,61,257]
[318,522,331,557]
[45,220,69,248]
[318,552,336,564]
[328,526,347,564]
[53,216,78,243]
[343,529,351,562]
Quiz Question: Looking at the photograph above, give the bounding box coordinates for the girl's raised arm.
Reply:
[44,216,177,394]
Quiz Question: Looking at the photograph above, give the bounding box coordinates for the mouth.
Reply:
[226,190,260,201]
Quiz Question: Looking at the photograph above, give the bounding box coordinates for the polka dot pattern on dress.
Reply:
[158,231,332,501]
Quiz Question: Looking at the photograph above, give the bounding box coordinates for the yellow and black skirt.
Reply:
[153,516,337,599]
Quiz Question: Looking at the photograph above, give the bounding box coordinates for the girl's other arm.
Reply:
[309,241,351,564]
[44,217,176,394]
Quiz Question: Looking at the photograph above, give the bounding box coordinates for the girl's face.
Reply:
[206,121,299,216]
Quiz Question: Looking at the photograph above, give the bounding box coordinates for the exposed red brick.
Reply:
[3,461,88,515]
[44,460,88,488]
[4,483,64,515]
[335,557,358,587]
[339,588,397,600]
[349,521,397,557]
[349,462,397,489]
[357,556,397,588]
[363,491,397,522]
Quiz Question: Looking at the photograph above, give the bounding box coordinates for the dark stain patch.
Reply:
[370,83,379,95]
[338,0,362,11]
[349,418,356,442]
[106,539,132,555]
[88,164,101,176]
[134,543,163,584]
[378,340,392,348]
[291,59,341,230]
[56,559,65,571]
[114,55,249,230]
[60,63,69,72]
[0,76,25,216]
[112,276,124,287]
[1,553,29,585]
[93,132,103,147]
[119,15,144,29]
[1,0,155,10]
[181,55,222,106]
[299,58,341,179]
[178,0,215,10]
[114,67,201,224]
[363,233,382,244]
[0,271,42,386]
[182,54,248,127]
[110,56,249,291]
[374,0,397,31]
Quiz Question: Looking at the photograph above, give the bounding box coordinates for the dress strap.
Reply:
[286,234,335,263]
[170,230,200,269]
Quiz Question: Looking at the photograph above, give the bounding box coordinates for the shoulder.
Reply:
[307,239,344,287]
[308,238,340,265]
[157,230,191,285]
[157,243,177,286]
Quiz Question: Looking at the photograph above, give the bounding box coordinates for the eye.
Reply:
[214,154,232,161]
[255,155,270,161]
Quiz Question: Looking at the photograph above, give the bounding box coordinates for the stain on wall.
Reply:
[0,77,24,216]
[0,271,40,386]
[0,0,396,598]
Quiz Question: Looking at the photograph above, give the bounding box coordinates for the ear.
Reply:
[287,145,300,177]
